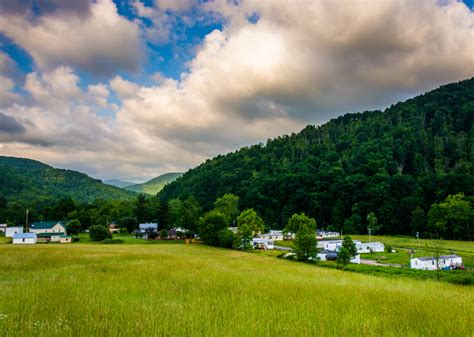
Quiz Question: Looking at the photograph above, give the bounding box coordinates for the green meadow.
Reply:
[0,244,473,337]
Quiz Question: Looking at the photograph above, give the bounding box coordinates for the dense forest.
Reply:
[159,78,474,240]
[0,156,135,203]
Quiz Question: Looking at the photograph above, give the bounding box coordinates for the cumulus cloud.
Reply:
[0,0,143,76]
[0,0,473,181]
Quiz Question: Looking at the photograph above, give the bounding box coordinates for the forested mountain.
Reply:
[125,172,183,195]
[160,78,474,239]
[0,156,135,203]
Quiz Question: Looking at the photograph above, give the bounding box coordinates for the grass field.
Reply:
[0,244,473,336]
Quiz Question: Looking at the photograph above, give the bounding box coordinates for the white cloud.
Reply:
[0,0,143,76]
[1,0,473,181]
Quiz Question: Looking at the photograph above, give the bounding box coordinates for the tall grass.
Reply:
[0,244,472,336]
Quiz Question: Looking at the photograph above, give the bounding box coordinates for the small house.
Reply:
[316,230,339,239]
[252,238,274,250]
[410,255,463,270]
[317,239,362,251]
[138,223,158,239]
[261,230,285,241]
[5,226,23,237]
[12,233,37,244]
[30,221,66,234]
[318,250,360,264]
[0,224,7,234]
[356,242,385,253]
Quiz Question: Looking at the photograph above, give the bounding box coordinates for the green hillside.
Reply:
[159,78,474,239]
[0,156,135,203]
[125,172,182,195]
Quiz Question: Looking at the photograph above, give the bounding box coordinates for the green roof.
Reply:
[37,232,65,237]
[30,221,65,230]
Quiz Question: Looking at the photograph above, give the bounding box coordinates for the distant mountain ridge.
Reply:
[0,156,136,203]
[104,179,133,188]
[125,172,183,195]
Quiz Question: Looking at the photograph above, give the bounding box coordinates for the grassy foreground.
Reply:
[1,244,473,336]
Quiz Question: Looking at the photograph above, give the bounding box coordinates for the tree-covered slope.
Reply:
[159,78,474,238]
[125,172,183,195]
[0,156,136,203]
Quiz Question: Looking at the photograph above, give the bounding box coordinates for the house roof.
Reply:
[415,255,461,261]
[37,232,65,237]
[13,233,36,239]
[30,221,64,230]
[139,223,158,229]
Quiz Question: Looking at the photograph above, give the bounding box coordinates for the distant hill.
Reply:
[0,156,136,203]
[159,78,474,239]
[125,172,183,195]
[104,179,133,188]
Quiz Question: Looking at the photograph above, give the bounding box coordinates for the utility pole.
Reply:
[25,208,29,232]
[368,228,372,243]
[416,232,420,255]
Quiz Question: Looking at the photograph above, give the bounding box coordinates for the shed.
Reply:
[6,226,23,237]
[13,233,37,244]
[59,235,72,243]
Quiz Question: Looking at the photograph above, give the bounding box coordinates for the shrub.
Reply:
[100,238,124,244]
[119,227,128,234]
[89,225,112,241]
[159,229,168,239]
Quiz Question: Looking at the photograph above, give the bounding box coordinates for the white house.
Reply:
[138,223,158,239]
[317,240,362,251]
[316,230,339,239]
[30,221,67,243]
[260,230,285,241]
[5,226,23,237]
[139,223,158,231]
[356,242,385,253]
[317,251,360,264]
[30,221,66,234]
[12,233,37,244]
[252,238,274,250]
[0,224,7,234]
[410,255,463,270]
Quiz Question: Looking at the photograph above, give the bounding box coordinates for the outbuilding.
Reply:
[59,235,72,243]
[5,226,23,237]
[12,233,37,244]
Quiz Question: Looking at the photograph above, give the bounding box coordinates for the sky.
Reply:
[0,0,473,182]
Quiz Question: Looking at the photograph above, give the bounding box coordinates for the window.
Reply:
[432,261,434,265]
[22,238,25,242]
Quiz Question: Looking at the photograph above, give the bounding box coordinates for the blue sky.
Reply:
[0,0,473,181]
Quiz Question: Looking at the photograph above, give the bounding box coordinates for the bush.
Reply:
[89,225,112,241]
[119,227,128,234]
[159,229,168,239]
[100,238,124,244]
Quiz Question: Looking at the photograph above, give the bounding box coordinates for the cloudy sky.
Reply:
[0,0,473,182]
